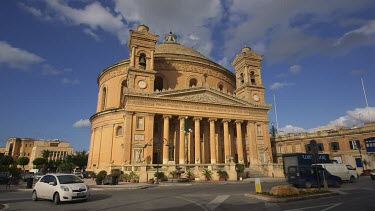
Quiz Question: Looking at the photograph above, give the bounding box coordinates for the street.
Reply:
[1,178,374,211]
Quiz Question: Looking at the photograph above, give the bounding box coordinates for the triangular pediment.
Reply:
[150,87,252,106]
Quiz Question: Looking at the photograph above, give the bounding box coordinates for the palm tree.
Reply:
[41,150,51,159]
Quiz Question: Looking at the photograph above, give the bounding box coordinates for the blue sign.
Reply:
[365,137,375,153]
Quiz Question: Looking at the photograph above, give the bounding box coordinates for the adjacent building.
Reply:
[3,138,74,170]
[272,122,375,172]
[87,24,273,180]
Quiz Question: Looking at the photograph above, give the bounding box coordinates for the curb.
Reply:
[244,192,340,203]
[0,204,9,211]
[90,185,152,191]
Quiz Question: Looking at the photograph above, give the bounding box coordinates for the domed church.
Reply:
[87,24,273,181]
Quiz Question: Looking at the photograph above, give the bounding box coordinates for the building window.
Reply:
[250,71,256,85]
[318,143,324,151]
[101,87,107,111]
[217,83,224,91]
[50,143,59,147]
[189,78,197,87]
[136,116,144,130]
[154,76,163,91]
[331,142,340,151]
[139,53,146,69]
[278,146,284,153]
[27,153,30,156]
[257,125,262,136]
[239,73,244,84]
[116,126,123,136]
[349,140,360,150]
[287,145,292,153]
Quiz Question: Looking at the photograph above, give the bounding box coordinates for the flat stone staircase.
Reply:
[244,167,266,178]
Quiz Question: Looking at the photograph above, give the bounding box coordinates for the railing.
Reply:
[110,163,233,173]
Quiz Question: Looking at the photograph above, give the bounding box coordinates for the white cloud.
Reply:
[41,64,61,75]
[0,41,45,70]
[114,0,222,57]
[22,0,127,43]
[83,28,100,41]
[279,125,307,134]
[62,78,79,85]
[73,119,91,128]
[289,65,302,74]
[218,57,230,69]
[329,107,375,127]
[335,20,375,47]
[223,0,373,63]
[270,82,293,90]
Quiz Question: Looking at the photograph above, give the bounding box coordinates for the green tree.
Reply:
[0,155,13,166]
[17,157,30,171]
[33,158,47,169]
[41,150,50,159]
[57,162,74,173]
[73,150,88,170]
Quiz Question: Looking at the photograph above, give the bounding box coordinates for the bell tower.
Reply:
[127,24,159,92]
[232,46,265,104]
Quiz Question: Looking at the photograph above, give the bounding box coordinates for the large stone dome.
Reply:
[155,43,210,61]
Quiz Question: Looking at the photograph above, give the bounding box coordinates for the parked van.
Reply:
[287,165,342,188]
[312,163,358,183]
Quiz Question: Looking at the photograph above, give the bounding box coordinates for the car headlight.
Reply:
[60,186,70,192]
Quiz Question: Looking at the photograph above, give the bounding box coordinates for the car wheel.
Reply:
[53,192,60,205]
[32,190,38,201]
[305,181,312,189]
[350,176,356,183]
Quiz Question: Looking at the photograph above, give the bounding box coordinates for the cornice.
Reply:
[97,59,130,85]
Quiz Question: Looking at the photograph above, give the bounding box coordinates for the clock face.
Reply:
[253,94,260,102]
[138,80,147,89]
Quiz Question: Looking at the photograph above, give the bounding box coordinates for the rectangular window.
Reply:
[349,140,360,150]
[136,116,144,130]
[257,125,262,136]
[331,142,340,151]
[318,143,324,151]
[50,143,59,147]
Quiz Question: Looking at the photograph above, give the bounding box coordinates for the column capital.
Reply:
[247,120,256,124]
[163,115,172,119]
[193,117,202,121]
[208,118,217,122]
[235,120,244,124]
[222,119,231,123]
[179,115,188,120]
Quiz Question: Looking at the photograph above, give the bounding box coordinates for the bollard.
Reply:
[255,178,262,193]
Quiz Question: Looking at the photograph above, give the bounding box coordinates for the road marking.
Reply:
[284,203,343,211]
[206,195,230,211]
[174,196,209,211]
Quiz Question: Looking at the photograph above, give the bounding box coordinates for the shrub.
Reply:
[185,170,195,180]
[169,171,177,179]
[96,170,107,183]
[217,169,229,179]
[111,169,121,177]
[154,171,165,179]
[235,164,245,174]
[202,169,212,181]
[129,171,138,180]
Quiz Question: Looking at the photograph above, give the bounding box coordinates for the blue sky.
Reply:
[1,0,374,151]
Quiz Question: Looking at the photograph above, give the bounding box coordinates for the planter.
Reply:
[95,180,102,185]
[363,170,371,176]
[219,178,227,181]
[148,179,155,184]
[130,179,136,183]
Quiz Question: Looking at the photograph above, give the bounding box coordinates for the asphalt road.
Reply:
[1,177,374,211]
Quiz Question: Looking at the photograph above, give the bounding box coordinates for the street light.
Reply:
[148,138,168,184]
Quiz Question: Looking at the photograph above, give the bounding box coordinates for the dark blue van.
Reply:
[287,165,342,188]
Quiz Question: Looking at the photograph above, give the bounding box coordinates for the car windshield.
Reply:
[57,175,84,184]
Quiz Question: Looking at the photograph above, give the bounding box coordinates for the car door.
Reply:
[43,175,57,200]
[36,176,50,198]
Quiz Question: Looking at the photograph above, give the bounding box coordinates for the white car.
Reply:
[32,174,90,204]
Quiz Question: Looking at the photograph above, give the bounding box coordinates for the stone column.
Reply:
[194,117,202,164]
[150,50,154,70]
[130,46,136,67]
[247,121,258,165]
[236,120,244,164]
[123,112,133,164]
[209,118,217,164]
[163,115,171,164]
[145,113,155,164]
[179,116,186,164]
[262,122,272,163]
[222,119,231,163]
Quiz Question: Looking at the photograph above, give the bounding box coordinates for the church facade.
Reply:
[87,24,273,180]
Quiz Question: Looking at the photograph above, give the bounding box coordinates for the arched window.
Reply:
[154,76,163,91]
[139,53,146,69]
[239,73,244,84]
[116,126,123,136]
[101,87,107,111]
[250,71,256,85]
[189,78,197,87]
[218,84,224,91]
